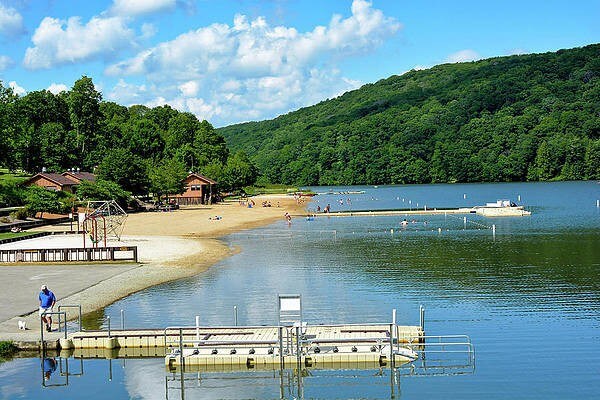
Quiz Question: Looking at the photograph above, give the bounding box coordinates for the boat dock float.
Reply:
[56,323,423,369]
[318,206,530,217]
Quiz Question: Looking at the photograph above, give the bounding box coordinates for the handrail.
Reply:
[40,311,67,342]
[57,305,82,332]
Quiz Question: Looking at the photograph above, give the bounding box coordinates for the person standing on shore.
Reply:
[39,285,56,332]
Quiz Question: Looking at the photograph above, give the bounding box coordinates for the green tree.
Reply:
[220,151,258,191]
[39,122,76,171]
[96,148,149,194]
[68,76,101,167]
[149,158,187,201]
[0,181,26,207]
[164,112,199,156]
[121,117,164,159]
[584,140,600,179]
[193,120,229,167]
[76,179,131,208]
[25,186,63,218]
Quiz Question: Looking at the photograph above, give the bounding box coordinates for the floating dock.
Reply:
[32,298,473,375]
[55,323,424,371]
[318,206,530,218]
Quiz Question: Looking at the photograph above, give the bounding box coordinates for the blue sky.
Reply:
[0,0,598,127]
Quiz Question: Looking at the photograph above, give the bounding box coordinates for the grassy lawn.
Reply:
[0,231,35,240]
[0,168,31,184]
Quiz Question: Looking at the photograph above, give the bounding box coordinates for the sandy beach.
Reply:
[0,195,308,339]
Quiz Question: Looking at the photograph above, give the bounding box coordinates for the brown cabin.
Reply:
[24,173,79,193]
[24,171,97,193]
[172,173,217,205]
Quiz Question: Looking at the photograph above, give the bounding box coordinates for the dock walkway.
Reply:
[56,323,424,371]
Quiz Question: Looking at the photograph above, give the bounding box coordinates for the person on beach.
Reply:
[39,285,56,332]
[285,212,292,224]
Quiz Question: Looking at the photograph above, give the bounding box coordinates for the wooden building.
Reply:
[24,171,96,193]
[24,173,80,193]
[172,173,217,205]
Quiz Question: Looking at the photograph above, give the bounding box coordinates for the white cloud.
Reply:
[140,23,157,39]
[106,0,399,126]
[0,4,24,37]
[8,81,25,96]
[445,49,481,63]
[23,15,136,69]
[178,80,200,97]
[47,83,68,94]
[508,48,527,55]
[111,0,176,16]
[0,55,14,71]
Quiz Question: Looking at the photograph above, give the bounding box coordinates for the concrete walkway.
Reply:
[0,263,139,346]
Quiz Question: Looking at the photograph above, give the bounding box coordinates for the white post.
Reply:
[597,199,599,208]
[195,315,200,343]
[463,216,467,229]
[463,193,466,199]
[518,195,521,202]
[392,309,396,325]
[492,224,496,239]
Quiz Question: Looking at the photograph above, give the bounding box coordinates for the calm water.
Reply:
[1,181,599,399]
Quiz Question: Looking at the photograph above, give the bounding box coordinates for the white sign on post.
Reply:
[280,297,301,312]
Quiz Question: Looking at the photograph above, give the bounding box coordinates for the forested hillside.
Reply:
[219,44,600,185]
[0,76,257,199]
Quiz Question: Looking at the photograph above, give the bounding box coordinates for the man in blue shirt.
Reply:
[39,285,56,332]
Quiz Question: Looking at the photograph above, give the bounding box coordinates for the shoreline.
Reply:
[0,195,308,343]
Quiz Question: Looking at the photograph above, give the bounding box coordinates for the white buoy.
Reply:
[597,199,599,207]
[463,193,467,199]
[518,195,521,202]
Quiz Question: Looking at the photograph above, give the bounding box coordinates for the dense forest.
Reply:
[0,76,258,207]
[219,44,600,185]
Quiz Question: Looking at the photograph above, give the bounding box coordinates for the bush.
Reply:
[0,341,17,359]
[10,207,29,220]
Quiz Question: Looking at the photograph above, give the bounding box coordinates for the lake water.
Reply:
[1,181,599,399]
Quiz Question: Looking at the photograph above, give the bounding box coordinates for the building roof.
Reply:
[25,172,78,187]
[62,171,96,182]
[186,173,217,185]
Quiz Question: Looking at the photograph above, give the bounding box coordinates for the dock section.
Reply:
[319,206,530,218]
[55,323,423,371]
